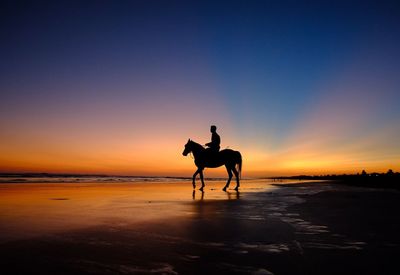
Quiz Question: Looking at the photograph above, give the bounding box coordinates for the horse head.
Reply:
[182,139,192,156]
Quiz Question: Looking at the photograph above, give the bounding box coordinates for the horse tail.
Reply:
[237,152,242,180]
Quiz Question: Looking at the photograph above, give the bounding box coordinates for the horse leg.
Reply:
[199,169,205,191]
[223,165,233,191]
[232,166,240,191]
[192,169,201,189]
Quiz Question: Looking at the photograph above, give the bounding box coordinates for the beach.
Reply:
[1,179,399,274]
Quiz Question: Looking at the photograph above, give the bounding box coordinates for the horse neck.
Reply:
[190,142,204,158]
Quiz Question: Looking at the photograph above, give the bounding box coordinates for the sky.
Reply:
[1,0,399,177]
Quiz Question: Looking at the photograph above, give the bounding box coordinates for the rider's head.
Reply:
[210,125,217,133]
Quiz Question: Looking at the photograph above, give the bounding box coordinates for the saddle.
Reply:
[202,149,221,166]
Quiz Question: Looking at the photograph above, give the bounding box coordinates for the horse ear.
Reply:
[188,138,191,142]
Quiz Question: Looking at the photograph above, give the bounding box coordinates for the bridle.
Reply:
[185,141,205,160]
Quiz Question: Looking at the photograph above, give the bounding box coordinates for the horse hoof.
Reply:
[222,187,227,192]
[199,187,204,191]
[234,187,239,191]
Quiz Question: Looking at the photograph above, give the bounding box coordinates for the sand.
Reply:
[0,180,399,274]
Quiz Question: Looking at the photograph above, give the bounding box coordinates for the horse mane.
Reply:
[189,140,205,152]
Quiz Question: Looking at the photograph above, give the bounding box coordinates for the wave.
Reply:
[0,174,193,184]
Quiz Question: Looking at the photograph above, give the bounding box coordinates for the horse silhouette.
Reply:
[182,139,242,191]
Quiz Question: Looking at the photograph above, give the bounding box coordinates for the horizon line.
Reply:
[0,170,397,179]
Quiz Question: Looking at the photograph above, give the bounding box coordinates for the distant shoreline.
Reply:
[1,172,398,189]
[269,173,400,190]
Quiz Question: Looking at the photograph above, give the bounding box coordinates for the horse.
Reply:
[182,139,242,191]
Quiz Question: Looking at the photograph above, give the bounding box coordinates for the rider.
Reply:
[205,125,220,153]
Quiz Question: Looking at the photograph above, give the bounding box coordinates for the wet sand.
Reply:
[0,180,399,274]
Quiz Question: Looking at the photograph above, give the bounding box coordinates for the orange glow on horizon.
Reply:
[1,75,399,177]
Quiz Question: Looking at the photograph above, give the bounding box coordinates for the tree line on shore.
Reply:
[272,169,399,189]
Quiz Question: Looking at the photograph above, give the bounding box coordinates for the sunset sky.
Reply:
[1,0,399,176]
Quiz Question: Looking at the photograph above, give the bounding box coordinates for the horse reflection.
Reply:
[226,190,240,200]
[192,190,240,201]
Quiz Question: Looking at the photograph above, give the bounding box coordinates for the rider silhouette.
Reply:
[205,125,220,153]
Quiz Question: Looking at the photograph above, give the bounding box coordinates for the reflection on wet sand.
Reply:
[0,180,274,242]
[192,190,240,201]
[1,180,399,274]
